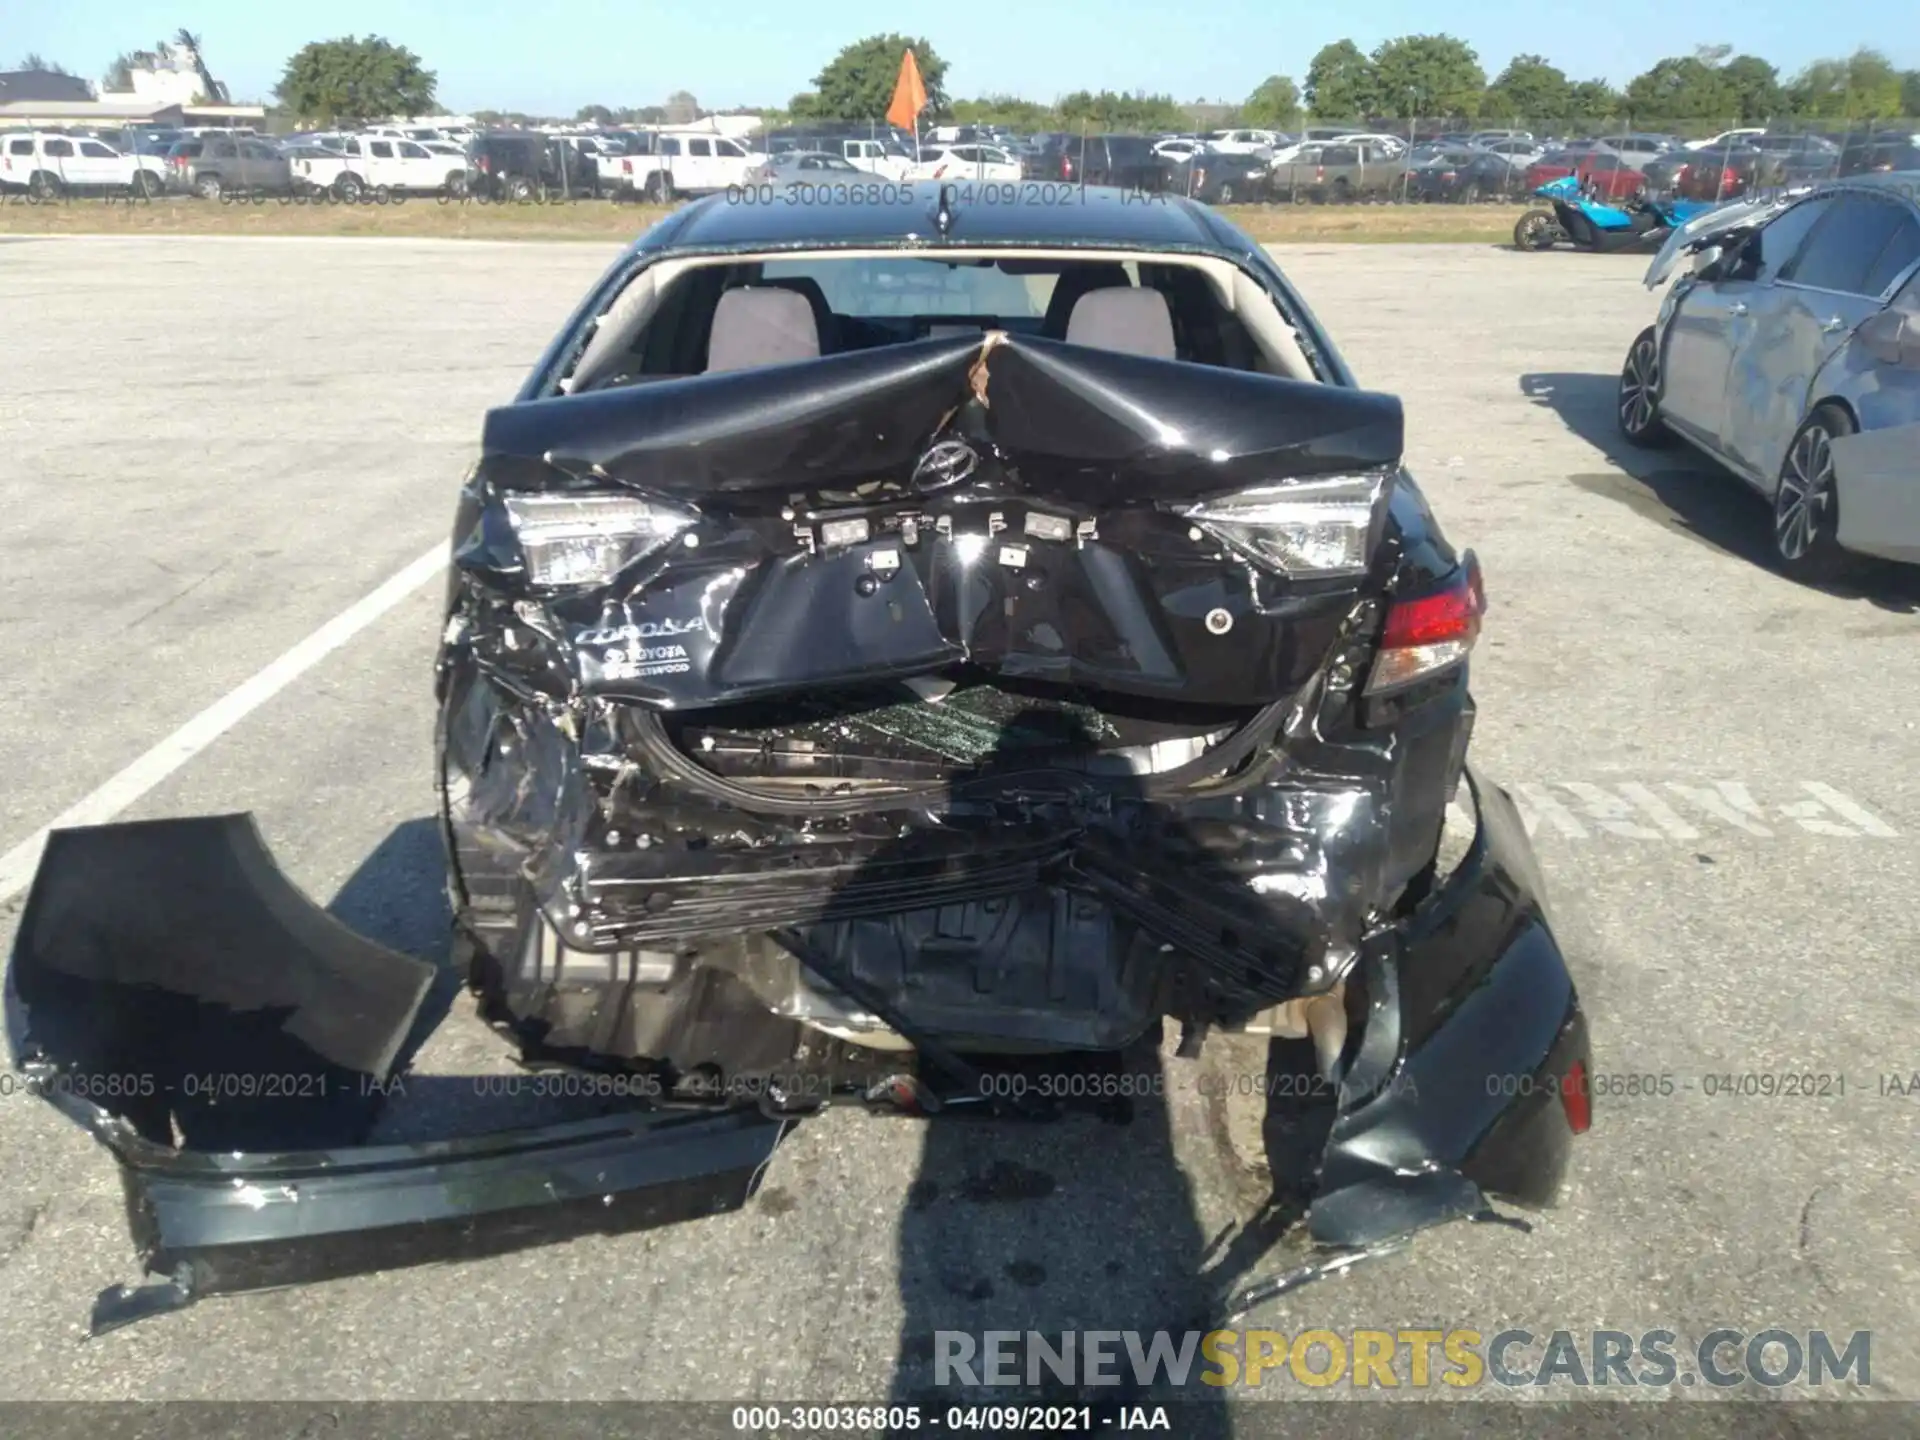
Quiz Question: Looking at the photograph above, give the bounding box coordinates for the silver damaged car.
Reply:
[1617,174,1920,578]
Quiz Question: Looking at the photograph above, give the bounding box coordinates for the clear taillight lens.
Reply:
[1182,473,1387,579]
[501,493,695,587]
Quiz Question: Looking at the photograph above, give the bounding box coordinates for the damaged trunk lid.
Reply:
[460,331,1405,791]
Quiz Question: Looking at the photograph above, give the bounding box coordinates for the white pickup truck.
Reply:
[602,132,766,200]
[289,136,469,199]
[0,132,168,197]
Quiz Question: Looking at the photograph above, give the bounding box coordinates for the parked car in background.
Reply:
[1401,146,1527,202]
[1206,128,1285,155]
[290,135,462,199]
[1469,128,1535,148]
[1329,132,1407,158]
[1153,137,1208,162]
[0,131,167,197]
[1641,143,1767,201]
[1694,127,1767,150]
[1165,149,1268,204]
[463,132,576,200]
[1838,134,1920,177]
[162,134,291,199]
[644,132,766,197]
[1596,133,1682,165]
[744,150,864,184]
[1523,148,1646,202]
[1270,141,1402,202]
[1032,134,1169,190]
[907,143,1023,182]
[1620,176,1920,578]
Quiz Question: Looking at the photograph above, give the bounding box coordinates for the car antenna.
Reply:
[935,181,956,236]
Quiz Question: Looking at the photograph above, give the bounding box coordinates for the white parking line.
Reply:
[1512,781,1901,842]
[0,543,449,905]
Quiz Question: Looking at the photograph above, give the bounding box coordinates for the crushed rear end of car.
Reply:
[6,257,1589,1330]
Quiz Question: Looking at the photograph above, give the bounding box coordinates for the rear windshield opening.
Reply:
[564,250,1316,392]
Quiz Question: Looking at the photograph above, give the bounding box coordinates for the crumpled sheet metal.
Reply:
[3,816,788,1336]
[479,330,1404,504]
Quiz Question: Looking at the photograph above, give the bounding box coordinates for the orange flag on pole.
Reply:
[886,49,928,133]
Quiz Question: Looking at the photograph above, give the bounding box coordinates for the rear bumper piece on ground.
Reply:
[5,772,1580,1334]
[1307,771,1586,1248]
[2,817,788,1337]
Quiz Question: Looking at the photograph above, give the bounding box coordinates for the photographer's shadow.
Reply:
[790,699,1317,1429]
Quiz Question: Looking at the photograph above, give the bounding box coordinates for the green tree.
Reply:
[1721,55,1781,123]
[951,95,1055,129]
[275,36,436,125]
[1056,90,1189,133]
[1624,56,1738,122]
[1303,40,1378,120]
[17,53,73,75]
[1370,34,1486,120]
[1904,70,1920,116]
[1481,54,1570,122]
[1566,79,1624,126]
[576,104,614,124]
[1787,48,1904,120]
[664,89,699,124]
[792,35,949,121]
[1240,74,1302,128]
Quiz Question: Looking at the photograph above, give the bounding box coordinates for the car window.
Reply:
[243,142,276,160]
[717,140,744,157]
[658,138,681,156]
[760,255,1050,320]
[398,142,428,158]
[688,139,711,157]
[1788,195,1912,295]
[1745,196,1834,282]
[369,141,394,159]
[7,139,31,156]
[1324,145,1358,164]
[949,146,977,163]
[1860,212,1920,296]
[209,140,237,158]
[44,139,74,157]
[80,141,117,158]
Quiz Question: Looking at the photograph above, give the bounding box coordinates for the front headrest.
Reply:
[1064,286,1177,360]
[705,287,821,372]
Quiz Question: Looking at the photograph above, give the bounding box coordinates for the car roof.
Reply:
[637,181,1241,255]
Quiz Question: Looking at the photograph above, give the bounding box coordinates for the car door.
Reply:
[74,139,122,187]
[40,137,76,185]
[393,140,439,190]
[1721,192,1917,485]
[655,136,683,190]
[1659,194,1835,448]
[243,140,289,191]
[360,139,398,189]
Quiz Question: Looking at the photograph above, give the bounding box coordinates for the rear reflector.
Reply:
[1365,553,1484,694]
[1561,1059,1592,1134]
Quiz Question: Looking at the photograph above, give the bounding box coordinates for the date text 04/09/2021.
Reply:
[730,1404,1172,1431]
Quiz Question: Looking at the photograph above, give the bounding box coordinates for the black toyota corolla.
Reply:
[9,182,1591,1333]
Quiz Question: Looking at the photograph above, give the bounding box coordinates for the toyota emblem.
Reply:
[911,437,979,492]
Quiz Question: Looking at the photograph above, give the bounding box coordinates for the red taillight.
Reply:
[1561,1060,1592,1134]
[1315,165,1325,180]
[622,158,631,174]
[1368,555,1484,694]
[1439,170,1456,181]
[479,155,491,173]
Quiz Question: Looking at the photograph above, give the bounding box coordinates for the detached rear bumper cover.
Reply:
[6,768,1579,1332]
[3,817,787,1337]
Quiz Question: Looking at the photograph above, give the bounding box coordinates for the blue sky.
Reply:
[11,1,1914,115]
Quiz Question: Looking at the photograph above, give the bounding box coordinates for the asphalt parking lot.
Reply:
[0,236,1916,1408]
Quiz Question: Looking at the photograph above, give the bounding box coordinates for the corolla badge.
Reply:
[911,437,979,492]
